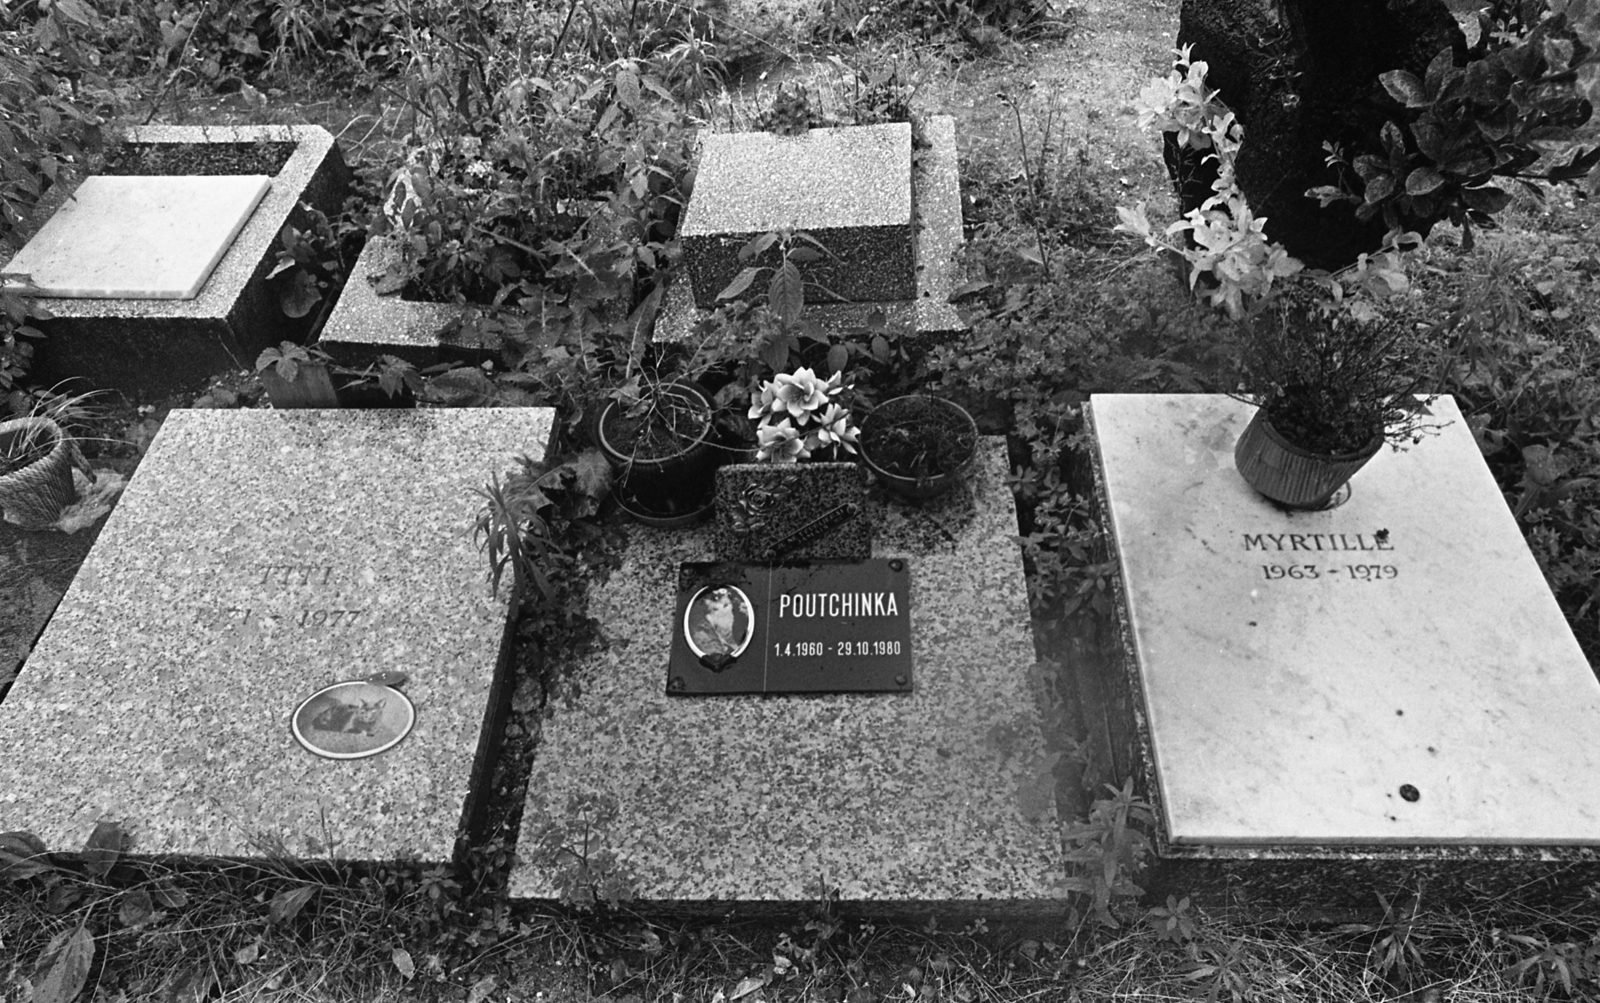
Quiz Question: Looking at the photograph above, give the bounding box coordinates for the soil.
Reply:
[1262,392,1384,456]
[860,397,978,479]
[99,141,297,176]
[599,387,714,461]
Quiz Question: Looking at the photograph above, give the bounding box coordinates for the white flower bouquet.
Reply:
[747,367,860,463]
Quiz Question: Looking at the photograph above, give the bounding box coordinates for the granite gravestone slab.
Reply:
[0,408,554,864]
[509,438,1064,910]
[1089,393,1600,847]
[1,175,271,300]
[679,122,914,308]
[669,559,913,695]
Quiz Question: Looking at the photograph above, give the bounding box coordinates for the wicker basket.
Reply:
[0,417,88,529]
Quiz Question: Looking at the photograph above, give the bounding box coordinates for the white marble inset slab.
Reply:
[1,175,271,300]
[1091,393,1600,846]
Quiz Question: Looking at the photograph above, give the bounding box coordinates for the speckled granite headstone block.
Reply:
[654,116,964,347]
[0,407,554,864]
[3,125,351,398]
[510,438,1065,912]
[712,462,870,562]
[316,235,502,370]
[680,123,914,308]
[1090,394,1600,848]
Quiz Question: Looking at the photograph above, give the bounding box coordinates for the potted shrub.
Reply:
[1230,282,1437,509]
[594,376,720,526]
[857,395,980,501]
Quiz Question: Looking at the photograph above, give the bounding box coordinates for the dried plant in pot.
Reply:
[595,377,720,527]
[857,395,980,501]
[1230,284,1438,510]
[0,400,94,530]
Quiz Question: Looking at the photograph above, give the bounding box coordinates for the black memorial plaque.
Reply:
[669,559,913,695]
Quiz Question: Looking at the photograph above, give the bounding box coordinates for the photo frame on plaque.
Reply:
[712,462,871,562]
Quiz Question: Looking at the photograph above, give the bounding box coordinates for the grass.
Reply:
[4,0,1600,1000]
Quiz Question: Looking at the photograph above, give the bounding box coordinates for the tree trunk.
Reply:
[1170,0,1467,270]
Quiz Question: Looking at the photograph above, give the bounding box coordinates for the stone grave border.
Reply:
[3,124,350,397]
[653,115,966,346]
[317,233,503,370]
[1080,401,1600,918]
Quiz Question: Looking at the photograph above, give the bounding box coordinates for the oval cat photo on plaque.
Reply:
[683,584,754,669]
[291,679,415,760]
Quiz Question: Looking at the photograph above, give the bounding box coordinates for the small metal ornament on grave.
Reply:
[291,678,416,760]
[596,379,720,526]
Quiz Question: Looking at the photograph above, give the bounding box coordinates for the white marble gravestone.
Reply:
[1,175,271,299]
[1090,393,1600,846]
[0,408,552,863]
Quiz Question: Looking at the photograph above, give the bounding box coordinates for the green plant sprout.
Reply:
[716,228,838,328]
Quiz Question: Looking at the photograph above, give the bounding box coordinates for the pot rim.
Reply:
[596,380,715,467]
[858,394,980,478]
[0,416,67,471]
[1253,407,1383,462]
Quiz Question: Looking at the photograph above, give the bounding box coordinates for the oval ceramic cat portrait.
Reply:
[683,584,754,661]
[291,680,414,760]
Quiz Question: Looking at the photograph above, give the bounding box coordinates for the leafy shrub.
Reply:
[375,56,693,326]
[0,0,110,399]
[86,0,407,88]
[1231,278,1437,454]
[1309,0,1600,250]
[1406,233,1600,663]
[817,0,1063,50]
[0,0,105,241]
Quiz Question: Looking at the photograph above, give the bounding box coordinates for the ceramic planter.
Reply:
[0,417,88,529]
[1233,407,1383,509]
[857,395,980,501]
[596,381,720,524]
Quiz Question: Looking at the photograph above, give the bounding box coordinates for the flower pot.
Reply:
[596,381,720,523]
[1233,407,1383,510]
[857,395,980,501]
[0,417,88,529]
